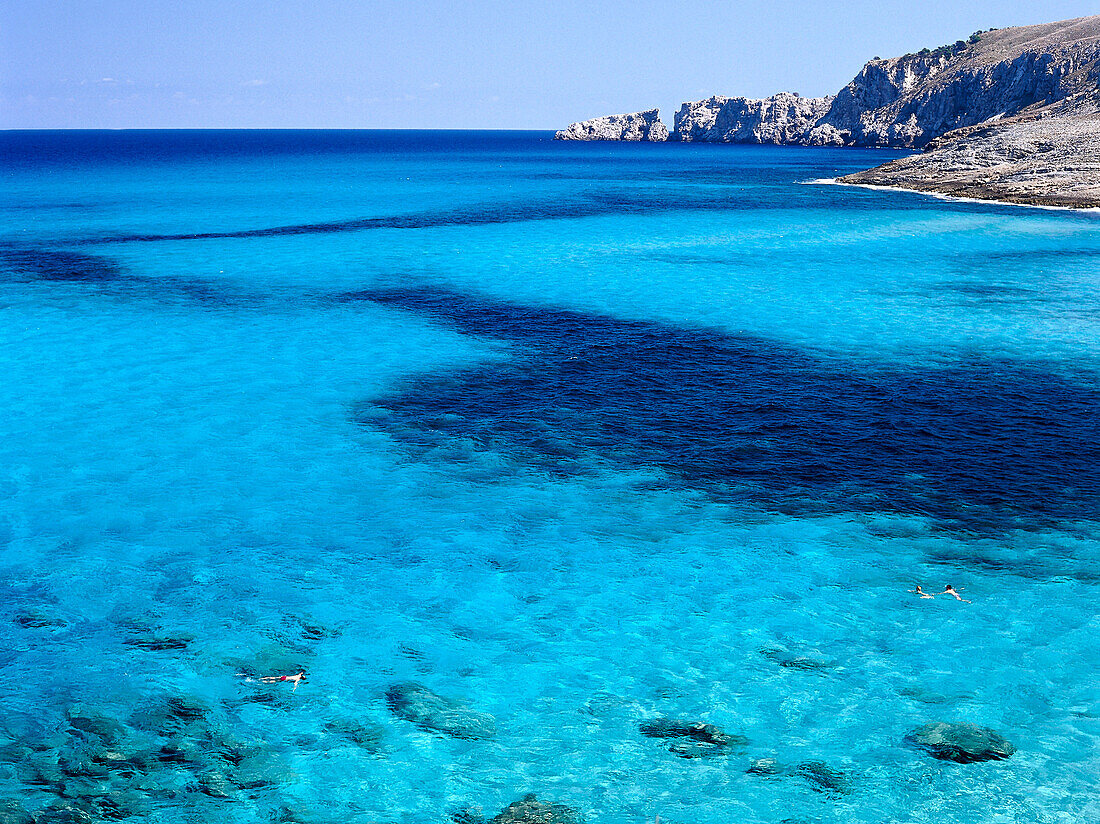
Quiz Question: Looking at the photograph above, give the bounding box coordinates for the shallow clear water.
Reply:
[1,130,1099,823]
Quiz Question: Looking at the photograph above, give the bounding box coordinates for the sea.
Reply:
[1,130,1098,824]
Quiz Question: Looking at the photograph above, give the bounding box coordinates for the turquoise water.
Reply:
[1,130,1099,823]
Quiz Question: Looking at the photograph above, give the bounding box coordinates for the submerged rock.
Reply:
[224,752,285,791]
[13,611,67,630]
[167,695,211,724]
[898,686,974,706]
[385,682,496,740]
[123,632,193,651]
[269,806,316,824]
[0,800,32,824]
[229,643,312,679]
[451,807,486,824]
[325,718,386,752]
[9,696,298,819]
[66,707,126,747]
[746,758,852,794]
[905,721,1016,763]
[489,794,582,824]
[639,718,747,758]
[81,792,151,821]
[57,744,111,780]
[453,796,580,824]
[34,803,96,824]
[760,648,835,671]
[666,739,740,759]
[0,739,30,765]
[156,737,210,768]
[194,770,235,799]
[746,757,784,776]
[130,694,212,738]
[794,761,851,794]
[294,616,341,641]
[115,614,193,651]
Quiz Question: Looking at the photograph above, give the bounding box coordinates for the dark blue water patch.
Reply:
[84,182,1032,248]
[79,189,784,245]
[0,201,101,212]
[0,248,121,282]
[984,247,1100,261]
[348,285,1100,533]
[75,180,1075,249]
[925,545,1100,583]
[933,280,1050,305]
[0,246,248,308]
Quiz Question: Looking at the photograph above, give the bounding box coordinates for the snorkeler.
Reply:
[908,585,934,599]
[943,585,971,603]
[239,671,306,691]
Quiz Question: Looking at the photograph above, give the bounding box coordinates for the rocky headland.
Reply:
[554,109,668,142]
[556,15,1100,207]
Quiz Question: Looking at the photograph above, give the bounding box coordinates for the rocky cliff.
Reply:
[556,15,1100,206]
[822,19,1100,148]
[559,15,1100,150]
[674,93,841,145]
[836,16,1100,206]
[554,109,669,141]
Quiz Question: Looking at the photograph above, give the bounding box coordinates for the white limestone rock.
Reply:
[668,92,831,144]
[674,93,833,144]
[663,15,1100,150]
[554,109,669,141]
[556,15,1100,206]
[839,114,1100,208]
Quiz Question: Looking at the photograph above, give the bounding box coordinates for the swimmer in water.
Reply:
[943,585,971,603]
[239,671,306,691]
[908,585,934,599]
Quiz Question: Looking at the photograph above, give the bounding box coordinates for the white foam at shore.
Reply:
[802,177,1100,214]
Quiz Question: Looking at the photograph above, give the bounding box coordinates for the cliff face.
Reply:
[823,31,1100,147]
[559,15,1100,150]
[835,17,1100,206]
[674,93,840,145]
[554,109,669,142]
[554,15,1100,206]
[822,54,954,146]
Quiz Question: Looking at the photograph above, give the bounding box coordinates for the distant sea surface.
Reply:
[2,130,1099,823]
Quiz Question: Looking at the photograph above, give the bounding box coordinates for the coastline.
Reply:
[805,177,1100,214]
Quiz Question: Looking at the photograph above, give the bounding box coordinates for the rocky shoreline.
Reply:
[838,115,1100,209]
[556,15,1100,209]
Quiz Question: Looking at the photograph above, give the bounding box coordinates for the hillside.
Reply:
[556,15,1100,206]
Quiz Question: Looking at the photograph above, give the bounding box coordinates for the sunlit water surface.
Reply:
[1,131,1099,824]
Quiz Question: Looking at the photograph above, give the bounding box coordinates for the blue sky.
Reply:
[3,1,1098,129]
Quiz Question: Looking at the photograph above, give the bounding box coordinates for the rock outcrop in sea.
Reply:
[455,794,583,824]
[554,109,669,142]
[385,682,497,740]
[759,646,836,671]
[638,718,749,758]
[746,757,852,795]
[557,15,1100,206]
[904,721,1016,763]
